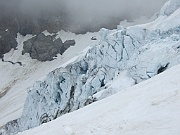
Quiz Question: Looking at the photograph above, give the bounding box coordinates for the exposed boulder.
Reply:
[23,33,75,61]
[23,33,61,61]
[0,30,17,58]
[91,37,97,40]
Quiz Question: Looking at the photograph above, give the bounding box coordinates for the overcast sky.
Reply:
[67,0,167,18]
[0,0,168,32]
[0,0,167,18]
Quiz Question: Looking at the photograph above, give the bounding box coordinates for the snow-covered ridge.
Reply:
[141,0,180,31]
[159,0,180,16]
[1,0,180,134]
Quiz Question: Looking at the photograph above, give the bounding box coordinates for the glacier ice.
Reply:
[1,0,180,134]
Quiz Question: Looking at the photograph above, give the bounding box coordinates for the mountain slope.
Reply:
[16,63,180,135]
[0,0,180,134]
[0,31,100,127]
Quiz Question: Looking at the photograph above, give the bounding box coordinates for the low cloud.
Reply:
[0,0,168,33]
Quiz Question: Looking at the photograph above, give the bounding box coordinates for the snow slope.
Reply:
[17,63,180,135]
[141,0,180,31]
[0,31,100,127]
[1,0,180,134]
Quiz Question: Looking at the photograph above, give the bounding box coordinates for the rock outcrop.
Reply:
[22,33,75,61]
[0,30,17,58]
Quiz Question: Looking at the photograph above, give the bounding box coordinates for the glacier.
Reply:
[16,61,180,135]
[1,0,180,134]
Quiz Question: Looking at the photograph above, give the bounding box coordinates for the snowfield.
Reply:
[1,0,180,134]
[17,64,180,135]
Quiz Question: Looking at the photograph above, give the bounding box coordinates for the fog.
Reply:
[65,0,168,31]
[0,0,168,33]
[19,0,167,19]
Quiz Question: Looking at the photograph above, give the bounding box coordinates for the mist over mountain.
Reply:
[0,0,167,34]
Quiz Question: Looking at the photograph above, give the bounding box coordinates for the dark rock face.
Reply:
[60,40,76,54]
[0,30,17,58]
[23,33,75,61]
[23,33,62,61]
[63,40,76,46]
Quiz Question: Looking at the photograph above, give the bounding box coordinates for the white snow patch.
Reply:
[42,30,54,36]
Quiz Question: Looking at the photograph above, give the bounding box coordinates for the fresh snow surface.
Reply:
[120,14,157,28]
[141,8,180,31]
[0,31,100,126]
[17,64,180,135]
[140,0,180,31]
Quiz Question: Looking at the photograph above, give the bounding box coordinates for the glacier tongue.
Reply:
[1,0,180,134]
